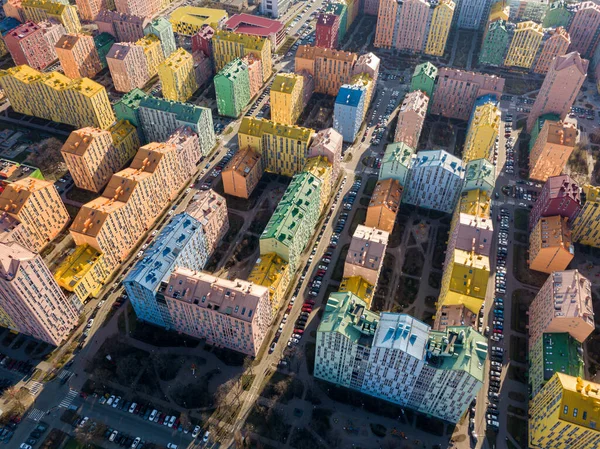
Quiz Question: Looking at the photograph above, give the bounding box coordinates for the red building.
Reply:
[529,174,582,231]
[191,24,215,59]
[316,14,339,49]
[225,13,285,49]
[4,21,55,70]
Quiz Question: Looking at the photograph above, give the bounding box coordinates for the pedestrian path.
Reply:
[57,369,73,380]
[27,408,45,422]
[59,389,78,408]
[28,381,43,395]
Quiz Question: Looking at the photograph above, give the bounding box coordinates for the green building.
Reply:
[379,142,415,187]
[529,113,560,150]
[479,20,509,67]
[114,88,148,130]
[410,62,437,100]
[529,332,584,398]
[260,171,322,271]
[463,158,495,194]
[542,1,573,28]
[214,58,250,118]
[144,17,176,58]
[94,32,115,69]
[324,2,348,43]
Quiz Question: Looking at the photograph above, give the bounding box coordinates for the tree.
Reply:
[116,354,140,384]
[27,137,66,179]
[274,380,288,398]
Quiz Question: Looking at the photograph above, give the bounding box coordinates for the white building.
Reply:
[315,292,487,423]
[260,0,290,19]
[403,149,465,214]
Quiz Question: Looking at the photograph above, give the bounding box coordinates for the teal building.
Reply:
[410,62,437,100]
[214,58,251,118]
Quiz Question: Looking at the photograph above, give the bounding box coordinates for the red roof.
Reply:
[225,13,284,38]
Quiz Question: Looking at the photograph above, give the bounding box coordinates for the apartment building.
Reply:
[334,84,366,143]
[424,0,455,57]
[107,43,149,92]
[572,184,600,247]
[463,101,500,163]
[185,189,229,255]
[4,21,55,70]
[213,30,271,82]
[463,158,495,194]
[479,20,510,67]
[308,127,343,183]
[410,61,437,99]
[534,26,571,75]
[215,58,251,118]
[93,32,114,69]
[271,73,304,126]
[221,147,263,199]
[144,17,176,59]
[315,13,339,49]
[74,0,110,21]
[225,14,285,49]
[339,276,375,308]
[343,225,389,286]
[135,34,164,79]
[379,143,415,188]
[393,90,428,149]
[295,45,357,97]
[455,0,493,30]
[302,156,332,213]
[504,20,543,70]
[567,1,600,58]
[158,48,198,102]
[529,216,574,274]
[529,175,581,230]
[55,33,102,79]
[169,6,227,36]
[95,10,149,43]
[365,179,402,233]
[247,253,290,314]
[22,0,80,34]
[529,120,577,182]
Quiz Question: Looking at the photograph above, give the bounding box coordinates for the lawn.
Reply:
[510,335,528,364]
[513,244,548,288]
[363,176,378,196]
[402,247,425,277]
[507,416,528,448]
[330,244,349,283]
[511,289,535,334]
[505,76,543,95]
[347,208,367,237]
[514,208,530,232]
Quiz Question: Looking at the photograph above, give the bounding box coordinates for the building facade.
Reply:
[534,27,571,75]
[365,179,402,233]
[333,84,366,143]
[344,225,389,286]
[158,48,198,102]
[215,58,251,118]
[504,20,543,70]
[529,120,577,182]
[212,30,272,82]
[572,184,600,247]
[4,21,55,70]
[316,13,339,49]
[567,1,600,58]
[379,143,415,187]
[529,175,581,231]
[185,189,229,255]
[529,215,574,274]
[463,101,500,163]
[410,61,437,99]
[222,147,263,199]
[107,42,150,92]
[394,90,428,149]
[55,33,102,79]
[271,73,304,125]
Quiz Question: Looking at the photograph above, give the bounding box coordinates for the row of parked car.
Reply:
[504,116,515,175]
[0,354,35,375]
[18,420,47,449]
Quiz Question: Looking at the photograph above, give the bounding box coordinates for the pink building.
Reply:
[394,0,429,52]
[363,0,380,16]
[353,52,380,85]
[39,19,66,58]
[529,175,581,231]
[568,1,600,58]
[243,54,263,98]
[192,50,213,87]
[191,24,215,59]
[115,0,160,19]
[55,33,102,79]
[75,0,110,21]
[309,127,343,183]
[4,21,55,70]
[394,90,428,149]
[164,268,272,356]
[343,225,389,286]
[534,27,571,75]
[166,126,201,179]
[106,42,150,92]
[446,213,493,260]
[430,68,505,121]
[528,270,594,350]
[374,0,398,48]
[527,52,588,131]
[0,241,79,346]
[315,14,339,49]
[95,10,149,43]
[186,189,229,255]
[3,0,23,21]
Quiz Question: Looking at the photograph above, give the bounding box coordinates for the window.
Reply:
[563,405,568,414]
[583,411,587,420]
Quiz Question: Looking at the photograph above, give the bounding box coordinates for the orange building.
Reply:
[0,177,69,252]
[55,33,102,79]
[534,27,570,75]
[529,120,577,182]
[295,45,358,96]
[222,147,263,199]
[365,178,402,233]
[61,120,140,192]
[106,42,149,92]
[529,215,574,274]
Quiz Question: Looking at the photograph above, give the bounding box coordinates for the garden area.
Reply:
[511,289,535,334]
[260,372,304,404]
[402,247,425,277]
[514,208,529,232]
[245,404,292,444]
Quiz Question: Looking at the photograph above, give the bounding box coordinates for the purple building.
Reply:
[529,175,581,231]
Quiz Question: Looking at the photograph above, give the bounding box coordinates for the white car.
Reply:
[112,396,121,408]
[79,417,89,428]
[131,437,141,449]
[106,395,115,406]
[168,415,177,427]
[109,430,118,442]
[192,425,202,438]
[167,444,178,449]
[203,431,210,443]
[20,444,33,449]
[163,415,171,426]
[148,409,158,421]
[129,402,137,413]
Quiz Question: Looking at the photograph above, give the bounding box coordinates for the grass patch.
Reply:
[513,244,548,288]
[514,208,529,232]
[507,416,528,448]
[330,244,349,283]
[348,208,367,237]
[363,176,378,196]
[402,247,425,277]
[511,289,535,334]
[246,404,291,443]
[510,335,528,364]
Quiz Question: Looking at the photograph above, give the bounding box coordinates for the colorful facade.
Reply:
[158,48,198,102]
[530,120,577,182]
[568,1,600,58]
[529,175,581,231]
[572,184,600,247]
[95,10,149,43]
[343,225,389,286]
[308,128,343,183]
[185,189,229,255]
[529,215,574,274]
[169,6,228,35]
[424,0,455,57]
[135,33,163,78]
[534,26,571,75]
[504,20,543,69]
[479,20,509,67]
[271,73,304,126]
[214,58,250,118]
[74,0,109,21]
[379,142,415,188]
[315,13,339,49]
[338,276,375,309]
[107,43,149,92]
[543,0,573,28]
[247,253,290,314]
[393,90,428,149]
[4,21,55,70]
[144,17,176,59]
[302,156,333,213]
[410,62,437,99]
[295,45,357,97]
[222,147,263,199]
[365,178,402,233]
[334,84,366,143]
[93,32,114,68]
[55,33,102,79]
[463,102,500,163]
[22,0,80,34]
[212,30,271,82]
[463,158,495,194]
[225,13,285,49]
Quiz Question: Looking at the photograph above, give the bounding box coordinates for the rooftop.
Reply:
[54,244,103,289]
[222,147,261,178]
[214,29,268,51]
[556,373,600,430]
[296,44,357,63]
[225,13,283,37]
[170,6,228,27]
[335,84,366,107]
[541,332,584,382]
[374,313,430,359]
[533,215,573,252]
[239,117,314,143]
[271,73,300,94]
[458,189,492,218]
[0,177,54,216]
[247,253,288,296]
[413,150,465,176]
[546,270,594,325]
[368,178,402,213]
[139,95,209,125]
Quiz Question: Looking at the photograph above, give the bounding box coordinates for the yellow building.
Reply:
[54,244,108,302]
[302,156,332,213]
[505,21,544,69]
[424,0,455,57]
[351,72,375,120]
[529,373,600,449]
[213,30,272,82]
[572,184,600,247]
[136,34,164,78]
[339,276,375,309]
[271,73,304,125]
[488,0,509,23]
[0,65,115,129]
[247,252,290,314]
[158,48,198,102]
[457,188,492,218]
[238,117,314,177]
[438,249,490,314]
[463,102,500,163]
[22,0,81,33]
[169,6,228,35]
[109,120,139,160]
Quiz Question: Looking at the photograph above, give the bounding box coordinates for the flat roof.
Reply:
[225,13,283,37]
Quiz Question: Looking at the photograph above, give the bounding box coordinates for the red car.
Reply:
[293,329,304,334]
[302,307,313,312]
[173,418,180,429]
[305,300,316,305]
[158,414,166,425]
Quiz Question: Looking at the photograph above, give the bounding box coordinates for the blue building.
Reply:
[124,213,208,328]
[333,84,366,143]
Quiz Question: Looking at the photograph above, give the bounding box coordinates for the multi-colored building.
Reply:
[529,175,581,231]
[144,17,176,59]
[530,373,600,449]
[410,61,437,99]
[527,51,588,131]
[0,65,115,129]
[158,48,198,102]
[394,90,428,149]
[302,156,333,213]
[534,26,571,75]
[214,58,251,118]
[529,119,577,182]
[238,117,314,177]
[334,84,367,143]
[571,184,600,247]
[4,21,55,70]
[404,150,465,214]
[212,30,272,82]
[0,177,69,253]
[308,128,343,183]
[55,33,102,79]
[463,100,500,163]
[343,225,389,286]
[22,0,80,34]
[365,178,402,233]
[135,34,163,78]
[247,252,290,314]
[222,147,263,199]
[430,68,504,121]
[61,121,140,193]
[529,215,574,274]
[125,212,209,328]
[107,43,149,92]
[185,189,229,255]
[259,171,321,271]
[169,6,228,36]
[0,241,79,346]
[225,13,285,49]
[323,1,348,43]
[0,17,21,58]
[379,142,415,188]
[424,0,455,57]
[504,20,544,70]
[315,296,487,423]
[271,73,304,125]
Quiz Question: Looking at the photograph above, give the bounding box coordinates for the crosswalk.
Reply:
[59,389,78,409]
[57,369,73,380]
[28,381,43,395]
[27,408,45,422]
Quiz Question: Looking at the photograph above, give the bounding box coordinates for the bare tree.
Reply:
[243,356,254,376]
[233,430,245,449]
[27,137,67,179]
